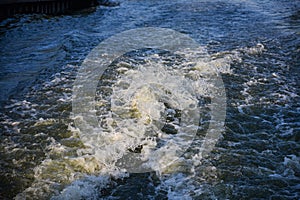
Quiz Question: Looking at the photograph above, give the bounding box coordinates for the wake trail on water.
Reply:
[13,44,265,200]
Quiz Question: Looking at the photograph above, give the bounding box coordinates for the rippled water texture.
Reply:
[0,0,299,199]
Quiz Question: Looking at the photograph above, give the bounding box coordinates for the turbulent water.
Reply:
[0,0,299,199]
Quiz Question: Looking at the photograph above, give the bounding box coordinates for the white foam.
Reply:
[15,44,258,199]
[50,175,111,200]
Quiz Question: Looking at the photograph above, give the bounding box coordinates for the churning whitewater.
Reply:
[1,0,299,199]
[15,42,265,199]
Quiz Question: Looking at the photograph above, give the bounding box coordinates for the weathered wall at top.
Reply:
[0,0,99,19]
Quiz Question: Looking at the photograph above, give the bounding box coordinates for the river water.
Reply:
[0,0,299,199]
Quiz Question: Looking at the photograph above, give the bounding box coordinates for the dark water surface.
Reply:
[0,0,299,199]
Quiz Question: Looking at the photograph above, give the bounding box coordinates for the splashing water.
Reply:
[11,40,269,199]
[1,1,298,199]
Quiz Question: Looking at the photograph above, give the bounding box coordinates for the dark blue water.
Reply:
[0,0,299,199]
